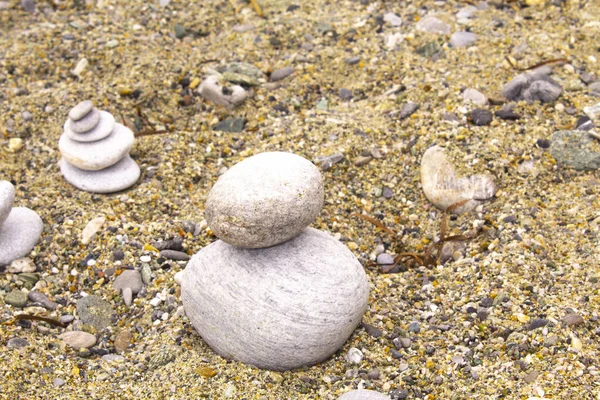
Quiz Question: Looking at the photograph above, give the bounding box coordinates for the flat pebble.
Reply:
[68,100,94,121]
[383,12,402,27]
[0,207,44,266]
[6,257,36,273]
[346,347,364,364]
[60,331,96,349]
[376,253,394,265]
[399,102,419,119]
[77,295,115,330]
[60,155,140,194]
[416,16,450,35]
[28,291,58,310]
[470,109,493,126]
[81,217,105,245]
[451,31,477,48]
[5,289,28,307]
[114,330,131,353]
[270,66,295,82]
[7,337,29,349]
[0,180,15,226]
[160,249,190,261]
[463,88,487,106]
[65,111,115,142]
[70,108,100,133]
[338,390,390,400]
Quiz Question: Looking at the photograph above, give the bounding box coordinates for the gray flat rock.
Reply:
[70,108,100,133]
[60,155,140,194]
[65,111,115,142]
[68,100,94,121]
[205,152,324,248]
[0,180,15,226]
[270,66,295,82]
[549,130,600,170]
[59,123,135,171]
[338,390,391,400]
[60,331,97,349]
[76,295,115,330]
[181,228,369,371]
[113,269,143,294]
[451,31,477,48]
[0,207,43,266]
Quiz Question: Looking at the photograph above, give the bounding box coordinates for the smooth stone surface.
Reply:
[60,155,140,194]
[198,76,247,109]
[270,66,295,82]
[181,228,369,371]
[549,130,600,170]
[338,390,391,400]
[0,207,43,266]
[7,337,29,349]
[421,146,496,214]
[383,12,402,27]
[70,108,100,133]
[65,111,115,142]
[502,70,561,102]
[60,331,97,349]
[523,80,562,103]
[68,100,94,121]
[28,291,58,310]
[77,295,115,330]
[0,180,15,226]
[416,16,451,35]
[5,289,28,307]
[462,88,487,105]
[451,31,477,48]
[59,123,134,171]
[205,152,324,248]
[159,249,190,261]
[113,269,143,294]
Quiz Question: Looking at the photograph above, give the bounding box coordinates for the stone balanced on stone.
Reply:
[59,100,140,193]
[182,152,370,371]
[0,181,43,265]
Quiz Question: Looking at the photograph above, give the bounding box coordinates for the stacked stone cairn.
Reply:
[59,100,140,194]
[0,181,43,265]
[181,152,369,371]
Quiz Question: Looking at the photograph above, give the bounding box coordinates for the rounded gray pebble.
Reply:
[0,180,15,226]
[159,249,190,261]
[0,207,43,266]
[205,152,324,249]
[270,66,295,82]
[181,228,369,371]
[65,111,115,142]
[376,253,394,265]
[7,337,29,349]
[60,331,97,349]
[60,155,140,194]
[28,291,58,310]
[113,269,143,294]
[5,290,28,307]
[68,100,94,121]
[70,107,100,133]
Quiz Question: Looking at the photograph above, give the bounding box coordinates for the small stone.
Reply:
[315,153,344,170]
[451,31,477,48]
[549,130,600,170]
[416,16,451,35]
[528,318,549,330]
[589,82,600,97]
[60,331,96,349]
[0,180,15,226]
[470,109,493,126]
[7,258,36,274]
[316,98,329,110]
[456,5,477,19]
[576,116,593,131]
[102,354,125,363]
[53,378,65,388]
[7,337,29,349]
[524,370,540,384]
[69,108,100,134]
[60,155,140,194]
[196,366,217,378]
[339,88,353,101]
[383,12,402,27]
[495,107,521,121]
[0,207,44,266]
[232,24,255,33]
[399,102,419,119]
[361,322,383,338]
[523,80,562,103]
[382,187,393,199]
[68,100,94,121]
[346,347,364,364]
[159,250,190,261]
[122,287,133,306]
[174,24,186,39]
[345,56,360,65]
[5,290,28,307]
[376,253,394,265]
[270,67,294,82]
[28,291,58,310]
[141,264,152,285]
[77,295,115,330]
[22,111,32,121]
[354,156,373,166]
[114,330,131,353]
[408,322,420,333]
[60,315,75,324]
[113,269,143,294]
[8,138,24,153]
[198,76,247,109]
[213,117,246,133]
[20,0,35,13]
[81,217,105,245]
[562,313,584,327]
[65,111,115,142]
[463,88,487,105]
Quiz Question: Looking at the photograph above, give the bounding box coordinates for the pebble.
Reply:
[101,354,125,363]
[81,217,105,245]
[346,348,364,365]
[60,315,75,324]
[421,145,496,214]
[77,295,115,330]
[376,253,394,265]
[69,100,94,121]
[495,107,521,121]
[181,228,369,371]
[399,102,419,119]
[338,389,390,400]
[502,70,562,103]
[159,250,190,261]
[7,337,29,349]
[53,378,65,388]
[0,180,15,226]
[345,56,360,65]
[361,322,383,338]
[60,155,141,194]
[205,152,324,248]
[22,111,32,121]
[5,290,28,307]
[69,108,101,133]
[524,80,562,103]
[524,370,540,384]
[213,117,246,133]
[408,322,421,333]
[60,331,96,349]
[6,257,36,273]
[562,313,584,327]
[470,109,493,126]
[383,12,402,27]
[589,81,600,97]
[28,291,58,310]
[198,76,247,109]
[0,207,44,266]
[114,330,131,353]
[315,153,344,170]
[270,66,294,82]
[451,31,477,48]
[339,88,353,101]
[65,111,115,142]
[462,88,487,105]
[20,0,35,13]
[141,264,152,285]
[549,130,600,170]
[416,16,451,35]
[113,269,143,294]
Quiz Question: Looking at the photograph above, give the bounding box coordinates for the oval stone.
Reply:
[181,228,369,371]
[60,331,97,349]
[0,207,43,266]
[70,107,101,133]
[65,111,115,142]
[59,123,135,171]
[68,100,94,121]
[338,390,391,400]
[205,152,324,248]
[0,180,15,226]
[60,155,140,194]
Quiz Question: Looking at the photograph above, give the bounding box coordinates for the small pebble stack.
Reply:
[59,100,140,193]
[0,181,43,265]
[182,152,369,371]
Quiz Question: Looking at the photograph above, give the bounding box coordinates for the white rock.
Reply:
[416,16,451,35]
[385,33,404,50]
[65,111,115,142]
[346,347,364,364]
[60,331,96,349]
[122,287,133,306]
[72,58,88,77]
[384,12,402,27]
[68,100,94,121]
[421,146,496,214]
[59,124,134,171]
[198,76,247,109]
[81,217,105,245]
[7,257,36,273]
[174,271,183,285]
[0,208,43,266]
[60,155,140,194]
[450,31,477,48]
[113,269,143,294]
[338,390,391,400]
[456,5,477,19]
[69,108,100,133]
[205,152,324,248]
[0,180,15,226]
[462,88,487,106]
[181,228,369,371]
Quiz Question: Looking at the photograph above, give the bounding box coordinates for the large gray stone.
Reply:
[338,390,391,400]
[0,180,15,226]
[181,228,369,371]
[421,146,496,214]
[59,123,134,171]
[0,207,43,266]
[64,111,115,142]
[502,69,562,102]
[550,130,600,170]
[60,155,140,194]
[205,152,324,248]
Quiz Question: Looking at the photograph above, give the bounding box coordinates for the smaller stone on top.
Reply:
[70,108,100,133]
[69,100,94,121]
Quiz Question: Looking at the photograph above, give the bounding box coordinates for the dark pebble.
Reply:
[345,56,360,65]
[382,186,393,199]
[399,102,419,120]
[339,88,353,101]
[479,297,494,307]
[159,250,190,261]
[360,322,383,338]
[154,238,183,251]
[390,389,409,400]
[528,318,549,330]
[367,369,381,380]
[174,24,187,39]
[113,250,125,261]
[503,215,517,223]
[286,4,299,11]
[495,108,521,121]
[270,67,295,82]
[470,109,493,126]
[576,116,593,131]
[535,139,551,149]
[408,322,420,333]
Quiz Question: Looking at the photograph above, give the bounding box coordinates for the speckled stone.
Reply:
[5,289,28,308]
[70,108,100,133]
[338,390,391,400]
[181,228,369,371]
[0,180,15,226]
[68,100,94,121]
[60,331,97,349]
[59,123,135,171]
[0,207,43,266]
[549,130,600,170]
[59,155,140,194]
[76,295,115,330]
[205,152,324,248]
[65,111,115,142]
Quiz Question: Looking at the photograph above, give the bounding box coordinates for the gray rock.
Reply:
[65,111,115,142]
[101,354,125,362]
[60,315,75,324]
[141,264,152,285]
[77,295,115,330]
[562,313,584,326]
[68,100,94,121]
[113,269,143,294]
[7,337,29,349]
[383,12,402,27]
[502,70,561,103]
[59,123,134,171]
[213,117,246,133]
[315,153,344,170]
[0,207,43,266]
[456,5,477,19]
[122,287,133,307]
[339,88,353,101]
[22,111,32,121]
[198,76,247,109]
[376,253,394,265]
[416,16,451,35]
[53,378,65,388]
[0,180,15,226]
[60,331,96,349]
[588,81,600,97]
[451,31,477,48]
[270,67,295,82]
[160,250,190,261]
[399,102,419,120]
[345,56,361,65]
[28,291,58,310]
[20,0,35,13]
[523,80,562,103]
[69,108,100,133]
[338,390,390,400]
[462,88,487,105]
[470,109,493,126]
[205,152,324,248]
[5,290,28,307]
[60,155,140,194]
[181,228,369,371]
[550,130,600,170]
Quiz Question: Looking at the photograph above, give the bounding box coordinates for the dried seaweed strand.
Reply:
[249,0,265,17]
[3,314,67,328]
[351,213,397,236]
[505,56,569,72]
